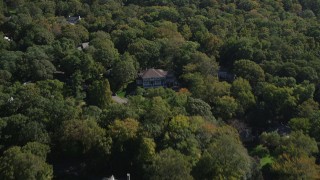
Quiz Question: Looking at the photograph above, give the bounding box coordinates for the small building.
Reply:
[77,42,89,50]
[67,16,81,25]
[218,68,235,81]
[137,68,177,88]
[4,36,11,41]
[108,175,116,180]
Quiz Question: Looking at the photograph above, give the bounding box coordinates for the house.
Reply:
[136,68,177,88]
[67,16,81,25]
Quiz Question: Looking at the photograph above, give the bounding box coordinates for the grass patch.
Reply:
[116,91,126,98]
[8,10,16,14]
[260,156,273,168]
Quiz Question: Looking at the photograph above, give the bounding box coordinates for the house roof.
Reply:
[81,42,89,49]
[4,36,11,41]
[139,68,168,79]
[77,42,89,50]
[67,16,81,24]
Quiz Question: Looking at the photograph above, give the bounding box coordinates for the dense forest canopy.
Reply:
[1,0,320,179]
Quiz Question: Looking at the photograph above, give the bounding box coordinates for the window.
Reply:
[155,80,161,85]
[143,81,150,85]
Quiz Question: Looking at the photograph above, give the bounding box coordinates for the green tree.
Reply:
[163,115,201,162]
[87,79,112,109]
[260,131,282,150]
[107,118,141,176]
[110,53,137,90]
[288,118,310,134]
[219,38,257,67]
[237,0,258,11]
[0,143,53,180]
[112,27,143,53]
[256,82,297,121]
[213,96,238,120]
[0,50,23,77]
[297,99,319,118]
[90,36,119,69]
[108,118,139,144]
[59,119,111,156]
[146,148,193,180]
[183,52,219,77]
[231,78,255,114]
[233,59,265,85]
[17,46,56,81]
[186,97,215,121]
[36,79,64,100]
[0,70,11,84]
[0,114,49,147]
[19,121,50,145]
[143,97,172,137]
[293,82,315,104]
[181,73,205,98]
[27,59,56,81]
[271,154,320,180]
[309,112,320,141]
[61,25,89,45]
[22,24,55,46]
[128,38,161,68]
[99,103,139,127]
[193,134,252,179]
[277,131,318,157]
[22,142,51,160]
[203,80,231,106]
[136,137,156,164]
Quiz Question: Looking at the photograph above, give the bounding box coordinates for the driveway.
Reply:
[111,96,128,104]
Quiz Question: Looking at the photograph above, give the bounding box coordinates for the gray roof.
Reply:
[139,69,168,79]
[77,42,89,51]
[67,16,81,24]
[81,42,89,49]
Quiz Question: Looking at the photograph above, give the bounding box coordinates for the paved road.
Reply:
[111,96,128,104]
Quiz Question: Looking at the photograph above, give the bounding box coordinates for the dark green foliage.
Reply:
[90,35,119,68]
[128,38,161,68]
[260,131,320,179]
[163,115,201,162]
[213,96,238,120]
[186,97,214,119]
[231,78,256,114]
[0,143,53,180]
[288,118,310,134]
[220,38,257,67]
[59,119,111,156]
[1,0,320,179]
[110,53,137,91]
[146,148,193,180]
[87,79,112,109]
[234,59,265,85]
[143,97,172,137]
[193,134,253,179]
[61,25,89,46]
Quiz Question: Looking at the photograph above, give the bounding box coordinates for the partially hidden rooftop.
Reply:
[139,68,168,79]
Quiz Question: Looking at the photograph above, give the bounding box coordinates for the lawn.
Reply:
[116,91,126,98]
[260,156,274,168]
